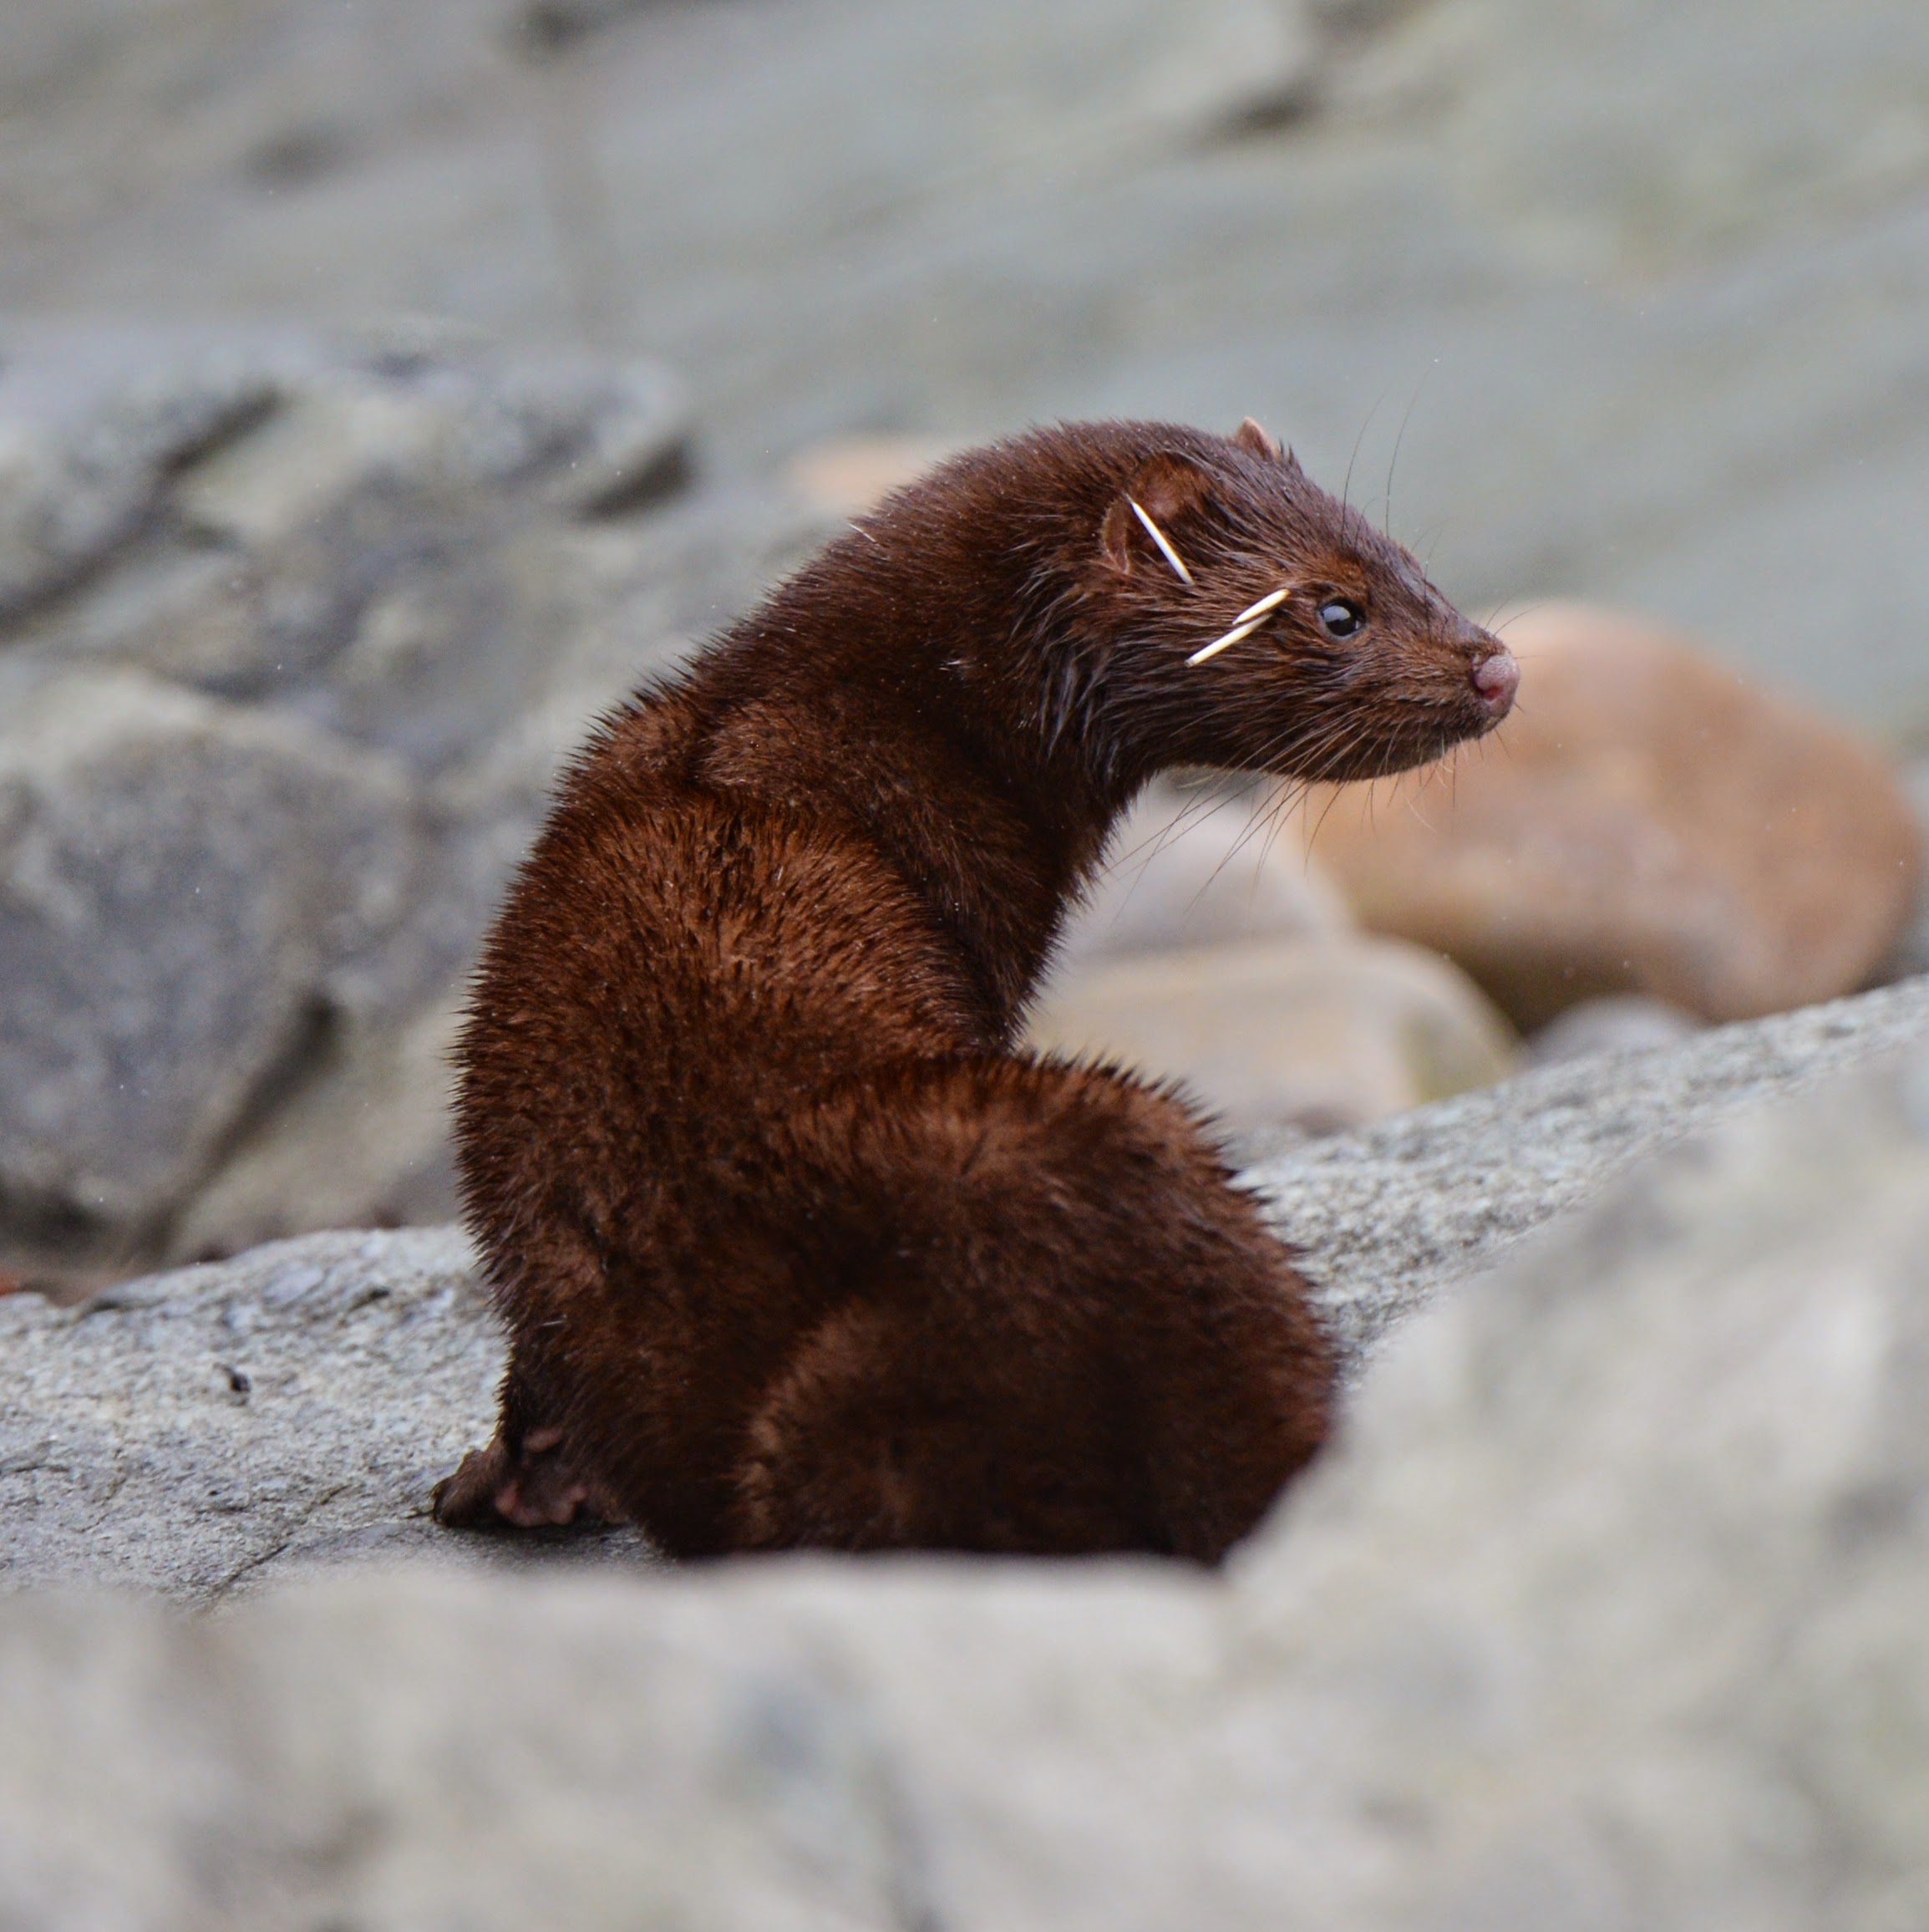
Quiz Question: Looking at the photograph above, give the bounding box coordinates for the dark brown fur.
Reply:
[434,418,1515,1562]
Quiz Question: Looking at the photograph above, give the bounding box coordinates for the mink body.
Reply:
[435,418,1517,1561]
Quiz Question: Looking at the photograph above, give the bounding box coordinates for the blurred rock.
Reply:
[1868,753,1929,984]
[1028,934,1516,1134]
[9,1033,1929,1926]
[1053,776,1353,972]
[1281,603,1922,1029]
[0,667,425,1258]
[1245,972,1929,1365]
[10,974,1929,1606]
[0,336,274,617]
[1222,1045,1929,1932]
[1037,781,1464,1136]
[164,999,466,1267]
[784,434,960,516]
[0,327,844,1287]
[1525,992,1703,1066]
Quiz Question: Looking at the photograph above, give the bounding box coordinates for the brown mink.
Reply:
[434,416,1518,1562]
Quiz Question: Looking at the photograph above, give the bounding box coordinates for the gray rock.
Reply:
[0,668,426,1258]
[6,1038,1929,1927]
[1527,993,1705,1067]
[0,326,812,1285]
[0,331,277,617]
[0,1224,652,1601]
[9,973,1929,1605]
[1247,972,1929,1365]
[1221,1048,1929,1931]
[7,0,1923,731]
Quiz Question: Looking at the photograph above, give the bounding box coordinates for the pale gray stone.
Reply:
[0,325,717,1282]
[1247,973,1929,1365]
[1527,994,1705,1067]
[8,974,1929,1606]
[0,668,426,1247]
[0,1224,652,1601]
[5,1038,1929,1928]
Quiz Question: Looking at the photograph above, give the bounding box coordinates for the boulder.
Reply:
[1028,933,1517,1133]
[1053,775,1353,971]
[0,667,425,1269]
[8,1000,1929,1926]
[1279,603,1922,1029]
[1526,992,1703,1066]
[0,326,848,1288]
[9,973,1929,1606]
[1034,780,1502,1136]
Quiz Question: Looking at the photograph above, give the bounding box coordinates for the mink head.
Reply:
[1055,417,1516,786]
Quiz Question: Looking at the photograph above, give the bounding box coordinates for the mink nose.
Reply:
[1471,647,1519,719]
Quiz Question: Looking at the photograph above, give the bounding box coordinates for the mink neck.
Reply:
[706,514,1146,1039]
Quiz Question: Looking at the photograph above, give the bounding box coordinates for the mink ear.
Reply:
[1099,450,1216,574]
[1234,416,1283,460]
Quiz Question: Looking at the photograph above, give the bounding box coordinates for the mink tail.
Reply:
[443,1056,1333,1564]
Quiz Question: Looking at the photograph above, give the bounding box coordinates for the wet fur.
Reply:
[435,419,1513,1561]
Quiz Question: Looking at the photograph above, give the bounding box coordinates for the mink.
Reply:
[433,417,1518,1562]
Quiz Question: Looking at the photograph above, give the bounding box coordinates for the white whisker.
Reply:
[1129,500,1194,584]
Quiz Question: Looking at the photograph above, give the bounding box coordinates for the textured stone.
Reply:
[0,667,426,1256]
[0,325,734,1284]
[1281,604,1922,1028]
[164,998,465,1267]
[0,329,276,616]
[1028,933,1516,1134]
[9,975,1929,1606]
[7,1040,1929,1927]
[0,1225,650,1601]
[1247,974,1929,1367]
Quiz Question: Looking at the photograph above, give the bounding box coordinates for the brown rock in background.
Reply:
[1277,602,1924,1029]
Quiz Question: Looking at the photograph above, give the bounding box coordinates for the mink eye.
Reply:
[1318,597,1365,640]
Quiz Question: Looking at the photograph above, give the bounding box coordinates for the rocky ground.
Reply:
[8,983,1929,1925]
[6,2,1929,1924]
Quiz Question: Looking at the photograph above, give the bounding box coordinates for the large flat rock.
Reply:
[7,1009,1929,1926]
[8,974,1929,1602]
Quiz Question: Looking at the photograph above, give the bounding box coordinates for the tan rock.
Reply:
[1054,777,1353,973]
[1026,934,1517,1134]
[784,435,960,516]
[1277,602,1924,1028]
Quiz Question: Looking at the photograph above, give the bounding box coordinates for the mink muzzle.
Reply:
[434,416,1514,1562]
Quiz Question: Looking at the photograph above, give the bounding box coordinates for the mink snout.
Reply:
[1472,647,1520,718]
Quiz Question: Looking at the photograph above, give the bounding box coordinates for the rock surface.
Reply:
[4,0,1928,735]
[0,323,836,1289]
[1051,776,1354,972]
[1281,603,1923,1029]
[0,666,425,1250]
[1028,933,1517,1133]
[8,1004,1929,1926]
[1032,782,1515,1134]
[9,974,1929,1604]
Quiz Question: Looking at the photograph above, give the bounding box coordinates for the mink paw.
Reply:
[431,1426,625,1531]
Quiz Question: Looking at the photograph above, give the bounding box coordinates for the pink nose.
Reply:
[1473,648,1519,718]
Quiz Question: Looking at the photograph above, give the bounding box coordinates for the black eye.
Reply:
[1318,597,1365,640]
